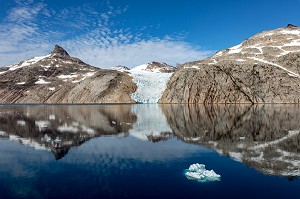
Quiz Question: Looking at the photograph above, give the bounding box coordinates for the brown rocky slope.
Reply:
[160,25,300,104]
[0,45,137,103]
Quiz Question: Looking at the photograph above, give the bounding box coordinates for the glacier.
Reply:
[129,64,173,103]
[184,163,221,182]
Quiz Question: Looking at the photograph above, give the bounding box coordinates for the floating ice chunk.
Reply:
[184,163,221,182]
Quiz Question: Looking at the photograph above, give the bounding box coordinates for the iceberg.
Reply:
[184,163,221,182]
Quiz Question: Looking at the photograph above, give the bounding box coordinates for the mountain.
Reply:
[0,45,137,103]
[160,25,300,104]
[130,62,176,73]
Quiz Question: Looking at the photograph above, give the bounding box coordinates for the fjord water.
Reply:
[0,104,299,199]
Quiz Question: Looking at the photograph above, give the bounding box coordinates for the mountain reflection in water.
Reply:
[0,104,300,177]
[162,104,300,177]
[0,105,137,159]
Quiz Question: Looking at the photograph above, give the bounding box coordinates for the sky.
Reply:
[0,0,300,68]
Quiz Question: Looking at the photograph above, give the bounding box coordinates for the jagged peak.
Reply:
[51,45,70,57]
[148,61,173,67]
[286,24,298,28]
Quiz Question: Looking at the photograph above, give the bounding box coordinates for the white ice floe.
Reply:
[129,66,173,103]
[35,78,50,84]
[185,163,221,182]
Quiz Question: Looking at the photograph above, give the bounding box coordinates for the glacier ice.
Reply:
[184,163,221,182]
[129,68,173,103]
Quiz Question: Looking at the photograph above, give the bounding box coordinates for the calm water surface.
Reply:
[0,104,299,199]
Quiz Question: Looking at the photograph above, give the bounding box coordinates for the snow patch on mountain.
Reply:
[35,78,51,84]
[9,54,51,71]
[228,44,242,54]
[280,29,300,35]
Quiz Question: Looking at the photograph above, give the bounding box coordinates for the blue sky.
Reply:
[0,0,299,68]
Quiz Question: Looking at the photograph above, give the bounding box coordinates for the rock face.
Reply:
[0,45,137,103]
[160,25,300,104]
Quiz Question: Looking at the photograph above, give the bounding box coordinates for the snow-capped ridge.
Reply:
[130,62,176,73]
[7,54,51,71]
[111,65,130,72]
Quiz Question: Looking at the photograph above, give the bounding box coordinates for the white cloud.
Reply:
[0,0,213,68]
[65,39,212,67]
[0,0,52,66]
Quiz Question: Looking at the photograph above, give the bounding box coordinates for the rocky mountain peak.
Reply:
[146,62,176,73]
[286,24,298,28]
[51,45,70,57]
